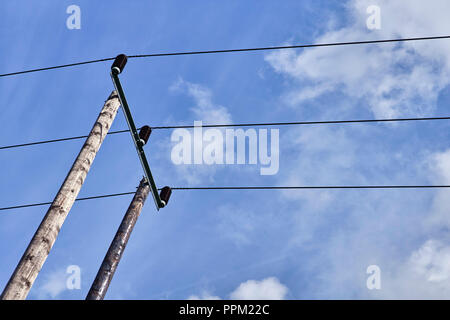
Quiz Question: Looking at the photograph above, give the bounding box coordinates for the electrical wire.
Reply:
[0,192,136,211]
[1,35,449,78]
[2,36,450,210]
[171,186,450,190]
[0,57,115,78]
[0,129,130,150]
[1,185,450,212]
[151,116,450,129]
[2,116,450,151]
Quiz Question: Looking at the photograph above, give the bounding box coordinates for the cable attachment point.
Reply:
[138,126,152,146]
[111,54,128,75]
[159,187,172,208]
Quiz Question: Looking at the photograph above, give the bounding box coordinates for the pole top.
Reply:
[111,54,128,74]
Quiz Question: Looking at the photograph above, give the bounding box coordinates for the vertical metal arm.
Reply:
[111,71,164,210]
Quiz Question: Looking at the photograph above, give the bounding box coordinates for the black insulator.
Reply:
[111,54,128,74]
[160,186,172,206]
[139,125,152,145]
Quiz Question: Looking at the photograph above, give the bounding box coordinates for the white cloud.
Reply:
[265,0,450,118]
[259,0,450,299]
[422,149,450,230]
[170,1,450,299]
[169,78,233,184]
[229,277,288,300]
[375,149,450,298]
[367,238,450,299]
[187,291,221,300]
[282,144,450,299]
[170,77,232,124]
[428,149,450,184]
[187,277,288,300]
[409,240,450,283]
[36,269,67,299]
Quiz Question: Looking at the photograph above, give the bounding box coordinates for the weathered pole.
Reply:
[1,91,121,300]
[86,178,150,300]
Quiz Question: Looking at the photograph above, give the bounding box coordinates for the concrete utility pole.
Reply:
[1,91,121,300]
[86,178,150,300]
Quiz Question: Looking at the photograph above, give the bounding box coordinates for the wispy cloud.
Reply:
[261,0,450,299]
[187,291,221,300]
[170,77,232,124]
[35,269,67,299]
[168,78,234,185]
[187,277,288,300]
[265,0,450,118]
[229,277,288,300]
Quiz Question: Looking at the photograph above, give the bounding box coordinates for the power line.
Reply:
[0,192,136,211]
[2,116,450,151]
[0,129,131,150]
[0,57,115,78]
[151,116,450,129]
[129,35,450,58]
[1,35,449,78]
[171,186,450,190]
[2,185,450,212]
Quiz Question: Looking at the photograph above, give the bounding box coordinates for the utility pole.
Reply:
[86,55,172,299]
[86,178,148,299]
[1,91,121,300]
[86,126,172,300]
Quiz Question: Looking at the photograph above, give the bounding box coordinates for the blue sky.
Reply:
[2,0,450,299]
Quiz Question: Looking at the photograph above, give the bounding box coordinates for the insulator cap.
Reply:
[160,186,172,206]
[111,54,128,74]
[139,126,152,145]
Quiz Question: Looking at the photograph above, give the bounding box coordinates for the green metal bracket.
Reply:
[111,70,164,210]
